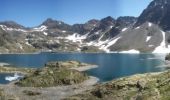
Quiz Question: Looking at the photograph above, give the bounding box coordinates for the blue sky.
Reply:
[0,0,152,27]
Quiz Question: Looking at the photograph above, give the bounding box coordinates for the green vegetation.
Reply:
[0,88,18,100]
[0,66,35,74]
[15,61,89,87]
[65,71,170,100]
[23,90,41,96]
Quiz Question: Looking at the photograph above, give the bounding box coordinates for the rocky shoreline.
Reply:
[1,59,170,100]
[64,56,170,100]
[0,61,99,100]
[65,70,170,100]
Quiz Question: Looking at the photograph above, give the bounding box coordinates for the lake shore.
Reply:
[1,50,168,54]
[0,61,100,100]
[159,60,170,68]
[65,70,170,100]
[70,65,98,72]
[0,76,99,100]
[0,62,10,66]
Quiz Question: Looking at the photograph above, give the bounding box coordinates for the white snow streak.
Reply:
[119,49,140,54]
[149,45,154,47]
[0,25,6,31]
[33,25,47,31]
[65,33,87,43]
[148,22,152,27]
[135,27,140,29]
[62,30,66,33]
[153,31,170,53]
[146,36,151,42]
[43,32,48,36]
[121,28,128,32]
[0,25,27,32]
[100,37,121,53]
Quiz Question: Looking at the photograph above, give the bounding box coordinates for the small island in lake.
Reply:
[0,61,98,100]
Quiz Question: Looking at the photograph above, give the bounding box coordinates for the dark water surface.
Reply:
[0,53,167,82]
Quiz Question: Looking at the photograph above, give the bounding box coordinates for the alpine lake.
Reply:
[0,52,168,84]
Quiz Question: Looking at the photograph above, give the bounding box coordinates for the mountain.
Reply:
[0,16,137,53]
[72,19,100,35]
[109,22,163,52]
[108,0,170,53]
[0,21,25,29]
[1,0,170,53]
[135,0,170,31]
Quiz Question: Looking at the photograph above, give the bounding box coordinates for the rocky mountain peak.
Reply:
[42,18,64,26]
[149,0,169,8]
[41,18,71,31]
[135,0,170,30]
[100,16,115,25]
[0,21,25,29]
[86,19,99,25]
[116,16,137,28]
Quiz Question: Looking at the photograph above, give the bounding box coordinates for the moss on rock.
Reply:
[15,61,89,87]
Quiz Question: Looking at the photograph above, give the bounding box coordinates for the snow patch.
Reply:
[119,49,140,54]
[121,28,128,32]
[135,27,140,29]
[65,33,87,43]
[0,25,27,32]
[94,31,100,35]
[149,45,154,47]
[100,37,121,53]
[146,36,151,42]
[33,25,47,31]
[110,26,113,28]
[148,22,152,27]
[0,25,7,31]
[153,31,170,53]
[105,37,121,48]
[62,30,66,33]
[43,32,48,36]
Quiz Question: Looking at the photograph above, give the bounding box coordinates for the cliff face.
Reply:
[65,70,170,100]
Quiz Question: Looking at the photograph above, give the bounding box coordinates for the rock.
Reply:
[23,90,41,96]
[165,53,170,60]
[136,80,146,91]
[66,71,170,100]
[15,61,89,87]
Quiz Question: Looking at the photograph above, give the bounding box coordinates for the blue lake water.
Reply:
[0,53,167,83]
[0,73,15,84]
